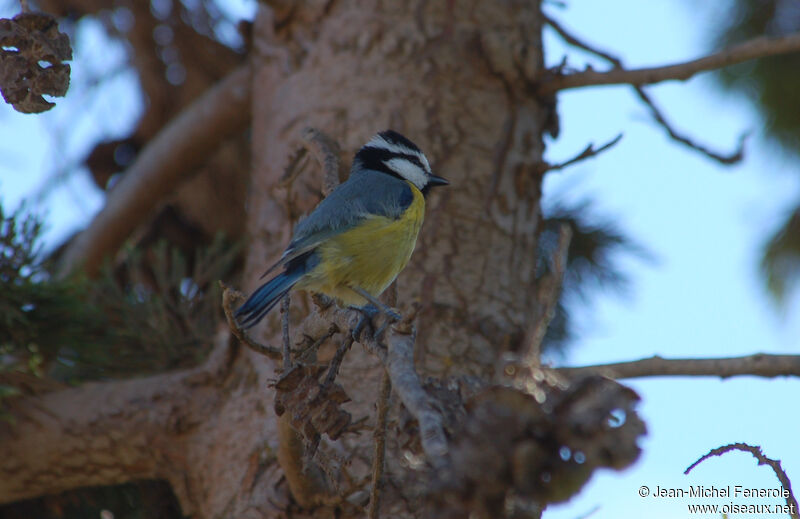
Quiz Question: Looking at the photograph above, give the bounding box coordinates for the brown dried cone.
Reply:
[393,375,645,519]
[272,364,352,442]
[0,11,71,113]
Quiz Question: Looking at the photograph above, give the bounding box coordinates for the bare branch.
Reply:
[302,127,342,196]
[281,293,292,370]
[522,223,572,365]
[322,335,355,388]
[0,338,234,512]
[368,371,392,519]
[633,87,748,164]
[384,328,449,463]
[543,15,749,165]
[221,283,282,360]
[57,64,252,277]
[557,353,800,380]
[295,304,450,464]
[543,14,622,67]
[538,29,800,94]
[276,414,329,508]
[540,133,623,174]
[685,443,798,518]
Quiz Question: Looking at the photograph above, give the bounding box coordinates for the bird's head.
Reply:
[354,130,449,193]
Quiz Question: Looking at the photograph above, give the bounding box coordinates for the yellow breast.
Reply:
[298,181,425,306]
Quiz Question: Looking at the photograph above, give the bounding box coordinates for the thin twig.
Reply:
[281,294,292,370]
[294,324,339,364]
[540,134,623,174]
[322,335,355,389]
[220,283,281,360]
[302,127,342,196]
[523,224,572,366]
[279,146,309,186]
[557,353,800,379]
[685,443,799,518]
[538,24,800,94]
[543,14,623,66]
[368,371,392,519]
[543,15,748,165]
[277,414,328,508]
[634,87,748,164]
[57,64,252,277]
[295,304,449,464]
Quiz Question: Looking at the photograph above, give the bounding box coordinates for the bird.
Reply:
[235,130,448,329]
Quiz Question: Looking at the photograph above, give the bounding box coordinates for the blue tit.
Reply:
[235,130,448,328]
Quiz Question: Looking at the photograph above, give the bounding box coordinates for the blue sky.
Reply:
[542,1,800,518]
[1,1,799,518]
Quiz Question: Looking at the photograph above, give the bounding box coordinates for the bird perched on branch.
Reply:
[236,130,448,329]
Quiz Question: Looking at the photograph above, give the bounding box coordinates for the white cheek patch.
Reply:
[384,157,428,189]
[418,153,431,174]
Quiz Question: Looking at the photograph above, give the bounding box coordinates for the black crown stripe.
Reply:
[377,130,422,154]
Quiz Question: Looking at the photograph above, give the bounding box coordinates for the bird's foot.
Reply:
[350,304,403,343]
[351,304,378,342]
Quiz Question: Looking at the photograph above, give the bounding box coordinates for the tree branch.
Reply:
[522,223,572,365]
[57,64,252,278]
[220,282,282,359]
[543,14,750,165]
[557,353,800,380]
[285,304,450,465]
[539,133,623,174]
[368,371,391,519]
[302,127,342,197]
[538,29,800,94]
[0,338,234,512]
[685,443,799,518]
[383,328,449,463]
[633,87,748,164]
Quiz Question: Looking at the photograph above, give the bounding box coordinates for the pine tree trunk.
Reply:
[248,0,550,374]
[239,1,552,516]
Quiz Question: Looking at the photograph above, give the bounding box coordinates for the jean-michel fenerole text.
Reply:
[651,486,790,499]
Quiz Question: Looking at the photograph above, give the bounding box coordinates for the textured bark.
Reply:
[241,0,552,515]
[0,334,287,518]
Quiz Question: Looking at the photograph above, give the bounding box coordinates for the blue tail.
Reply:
[235,270,302,329]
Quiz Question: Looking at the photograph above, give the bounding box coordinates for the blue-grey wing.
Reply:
[262,170,413,275]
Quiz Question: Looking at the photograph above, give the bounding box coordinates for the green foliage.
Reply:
[539,201,647,354]
[0,480,182,519]
[714,0,800,154]
[0,201,239,404]
[761,205,800,304]
[714,0,800,304]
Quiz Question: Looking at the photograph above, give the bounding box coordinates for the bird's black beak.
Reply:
[428,174,449,187]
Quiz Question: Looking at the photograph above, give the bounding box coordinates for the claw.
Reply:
[351,304,378,341]
[384,308,402,322]
[350,302,403,342]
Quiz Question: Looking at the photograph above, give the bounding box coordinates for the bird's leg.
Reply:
[349,304,378,342]
[349,287,402,341]
[350,287,402,321]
